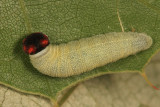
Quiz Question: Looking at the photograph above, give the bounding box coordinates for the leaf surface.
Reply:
[0,0,160,100]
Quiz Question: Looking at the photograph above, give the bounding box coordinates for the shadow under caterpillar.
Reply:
[23,32,152,77]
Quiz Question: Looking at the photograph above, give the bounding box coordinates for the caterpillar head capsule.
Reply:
[23,32,50,55]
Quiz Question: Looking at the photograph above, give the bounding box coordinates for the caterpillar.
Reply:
[23,32,152,77]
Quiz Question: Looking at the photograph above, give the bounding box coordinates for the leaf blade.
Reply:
[0,0,160,100]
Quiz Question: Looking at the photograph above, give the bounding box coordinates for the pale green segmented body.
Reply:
[29,32,152,77]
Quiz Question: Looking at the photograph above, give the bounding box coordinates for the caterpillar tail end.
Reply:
[140,72,160,90]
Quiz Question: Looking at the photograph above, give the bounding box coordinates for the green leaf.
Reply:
[0,0,160,101]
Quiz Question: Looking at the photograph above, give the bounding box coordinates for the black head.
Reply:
[23,32,50,55]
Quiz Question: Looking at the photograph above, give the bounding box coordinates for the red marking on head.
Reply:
[40,39,49,47]
[23,38,26,44]
[43,34,48,39]
[23,45,27,52]
[28,45,36,54]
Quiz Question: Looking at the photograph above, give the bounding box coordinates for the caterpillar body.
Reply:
[23,32,152,77]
